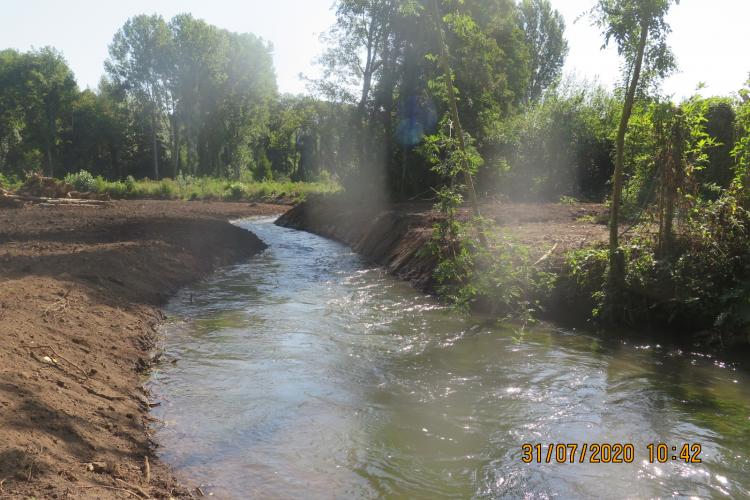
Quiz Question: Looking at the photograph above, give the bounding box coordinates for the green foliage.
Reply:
[617,96,721,220]
[517,0,569,103]
[124,175,136,193]
[225,182,246,201]
[627,194,750,331]
[421,119,547,318]
[64,169,97,192]
[0,47,78,177]
[731,78,750,199]
[562,246,609,317]
[593,0,679,91]
[0,172,19,190]
[80,176,340,203]
[485,79,619,201]
[558,193,750,333]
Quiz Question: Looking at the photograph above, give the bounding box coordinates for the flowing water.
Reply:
[150,217,750,499]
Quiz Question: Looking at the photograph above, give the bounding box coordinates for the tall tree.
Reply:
[21,48,78,177]
[218,32,277,179]
[517,0,568,103]
[593,0,679,300]
[106,15,173,179]
[168,14,227,175]
[316,0,397,191]
[0,49,25,174]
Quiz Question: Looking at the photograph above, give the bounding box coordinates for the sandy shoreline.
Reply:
[0,200,286,498]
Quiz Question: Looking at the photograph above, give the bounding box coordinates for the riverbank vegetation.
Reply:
[1,0,750,342]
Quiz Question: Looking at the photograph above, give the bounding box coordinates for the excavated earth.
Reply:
[0,200,285,498]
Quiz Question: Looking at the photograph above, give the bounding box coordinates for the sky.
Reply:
[0,0,747,100]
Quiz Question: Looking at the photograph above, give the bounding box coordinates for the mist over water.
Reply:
[149,217,750,498]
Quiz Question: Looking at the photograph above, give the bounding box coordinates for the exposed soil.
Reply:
[276,198,609,290]
[0,200,285,498]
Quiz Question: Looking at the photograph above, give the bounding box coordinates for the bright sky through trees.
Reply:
[0,0,747,98]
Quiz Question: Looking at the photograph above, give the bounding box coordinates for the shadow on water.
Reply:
[149,217,750,499]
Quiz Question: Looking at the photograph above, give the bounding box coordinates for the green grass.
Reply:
[92,175,340,203]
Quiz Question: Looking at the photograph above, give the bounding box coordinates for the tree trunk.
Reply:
[47,108,56,177]
[46,148,53,178]
[170,113,179,177]
[659,109,684,258]
[431,0,486,246]
[151,110,159,180]
[608,19,649,298]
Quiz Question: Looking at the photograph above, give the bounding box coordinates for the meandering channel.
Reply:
[149,217,750,498]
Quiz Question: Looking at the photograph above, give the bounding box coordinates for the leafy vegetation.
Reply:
[64,169,97,192]
[1,0,750,342]
[73,172,339,203]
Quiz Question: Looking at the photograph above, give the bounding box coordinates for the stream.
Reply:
[149,217,750,498]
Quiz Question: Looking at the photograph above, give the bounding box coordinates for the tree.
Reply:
[0,48,77,177]
[732,77,750,198]
[168,14,227,175]
[218,32,277,179]
[593,0,679,299]
[429,0,483,225]
[0,49,25,174]
[316,0,398,193]
[517,0,568,103]
[106,15,173,179]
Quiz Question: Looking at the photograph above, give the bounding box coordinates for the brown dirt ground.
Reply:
[1,197,608,498]
[0,200,286,499]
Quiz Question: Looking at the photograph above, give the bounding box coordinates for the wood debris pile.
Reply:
[0,173,112,208]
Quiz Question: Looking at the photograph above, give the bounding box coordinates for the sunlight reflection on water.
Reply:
[149,217,750,499]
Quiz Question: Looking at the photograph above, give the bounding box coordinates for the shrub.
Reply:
[64,170,97,192]
[124,175,136,194]
[157,180,176,199]
[104,181,128,198]
[224,182,245,201]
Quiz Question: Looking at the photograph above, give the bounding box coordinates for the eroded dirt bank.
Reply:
[0,200,285,498]
[275,197,608,292]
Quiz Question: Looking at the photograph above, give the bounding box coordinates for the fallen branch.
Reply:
[115,477,151,499]
[533,242,559,267]
[85,385,126,401]
[42,292,72,317]
[22,344,89,380]
[1,192,112,206]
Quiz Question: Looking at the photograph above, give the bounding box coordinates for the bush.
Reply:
[224,182,246,201]
[483,79,618,202]
[64,170,97,192]
[157,180,176,199]
[104,181,128,198]
[124,175,136,194]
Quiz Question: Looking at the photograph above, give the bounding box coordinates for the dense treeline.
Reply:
[3,0,750,336]
[0,1,568,193]
[0,0,748,208]
[0,14,352,183]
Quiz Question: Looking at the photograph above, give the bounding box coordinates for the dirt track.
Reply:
[0,200,285,498]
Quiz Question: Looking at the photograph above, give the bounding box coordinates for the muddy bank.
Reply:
[276,200,443,290]
[0,200,284,498]
[278,197,750,352]
[275,197,608,293]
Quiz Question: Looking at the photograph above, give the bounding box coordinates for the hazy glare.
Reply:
[0,0,748,98]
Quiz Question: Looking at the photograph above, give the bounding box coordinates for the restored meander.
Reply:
[149,217,750,498]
